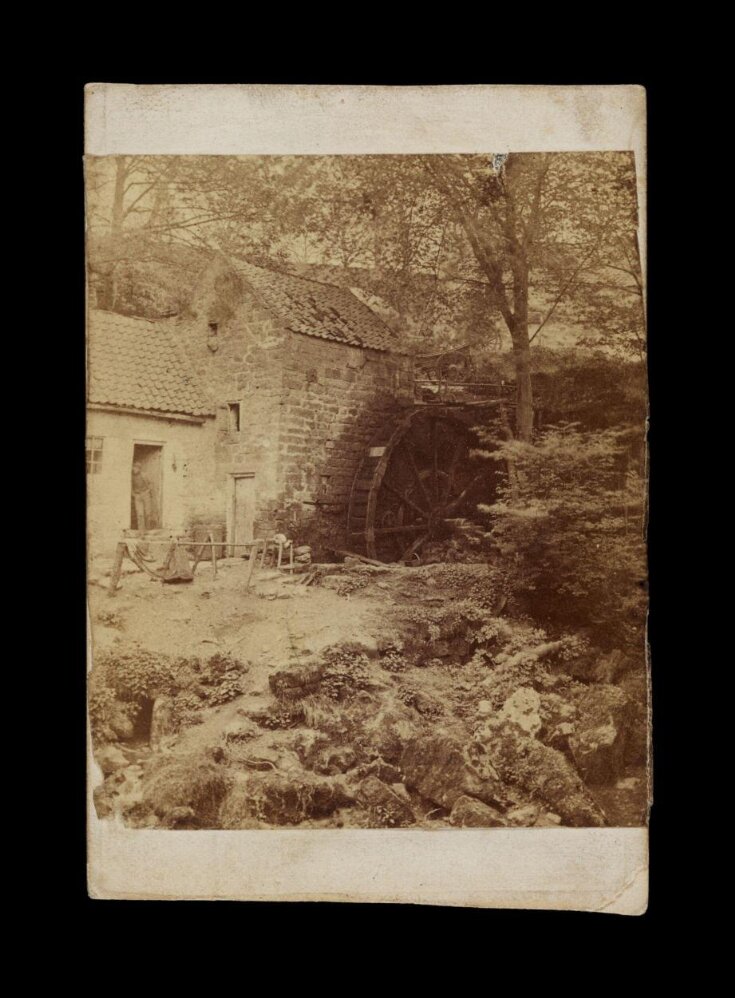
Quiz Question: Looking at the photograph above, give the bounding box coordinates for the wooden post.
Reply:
[276,540,283,570]
[245,539,262,588]
[190,542,208,576]
[108,542,126,595]
[210,532,218,579]
[289,544,294,573]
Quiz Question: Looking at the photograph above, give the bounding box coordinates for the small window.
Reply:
[208,321,219,335]
[227,403,241,433]
[86,436,103,474]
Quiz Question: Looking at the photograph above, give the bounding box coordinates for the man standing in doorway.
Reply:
[132,461,153,531]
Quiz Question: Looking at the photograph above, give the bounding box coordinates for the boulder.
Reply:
[496,687,542,737]
[478,721,606,827]
[401,734,505,810]
[355,758,403,785]
[150,696,177,749]
[108,703,135,741]
[141,754,232,827]
[618,669,649,766]
[269,662,324,701]
[311,746,358,775]
[219,773,353,827]
[95,744,129,776]
[449,796,507,828]
[161,806,197,829]
[505,803,541,826]
[356,776,415,827]
[569,684,633,784]
[535,811,563,827]
[360,706,418,764]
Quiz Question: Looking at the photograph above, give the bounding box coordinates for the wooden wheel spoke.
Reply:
[443,439,465,502]
[381,480,429,518]
[444,473,485,515]
[399,441,434,509]
[400,532,430,564]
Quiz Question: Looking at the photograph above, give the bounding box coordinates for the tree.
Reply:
[418,153,643,439]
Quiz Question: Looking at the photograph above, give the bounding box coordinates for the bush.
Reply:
[478,424,647,650]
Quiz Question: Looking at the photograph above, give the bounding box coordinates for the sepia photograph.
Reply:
[86,143,649,840]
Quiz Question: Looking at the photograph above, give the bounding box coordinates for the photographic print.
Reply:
[85,85,648,909]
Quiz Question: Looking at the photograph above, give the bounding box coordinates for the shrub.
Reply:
[320,644,372,702]
[478,423,647,649]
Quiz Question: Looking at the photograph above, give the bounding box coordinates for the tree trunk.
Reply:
[513,338,534,442]
[509,260,534,442]
[100,157,128,309]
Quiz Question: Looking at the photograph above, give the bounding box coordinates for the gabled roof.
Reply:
[87,310,214,418]
[238,262,400,353]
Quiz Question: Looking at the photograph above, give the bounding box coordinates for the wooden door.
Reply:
[233,474,255,551]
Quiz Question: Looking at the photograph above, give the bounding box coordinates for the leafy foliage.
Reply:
[320,645,372,701]
[479,423,647,649]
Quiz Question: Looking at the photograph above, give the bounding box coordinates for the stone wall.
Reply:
[174,288,289,540]
[274,334,414,550]
[175,281,414,550]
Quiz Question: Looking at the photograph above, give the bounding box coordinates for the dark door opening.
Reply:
[131,444,163,530]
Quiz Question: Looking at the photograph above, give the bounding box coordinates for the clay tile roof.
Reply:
[87,310,214,418]
[237,262,401,353]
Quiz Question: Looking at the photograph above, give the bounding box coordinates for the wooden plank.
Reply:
[108,543,126,594]
[244,539,262,588]
[210,532,218,579]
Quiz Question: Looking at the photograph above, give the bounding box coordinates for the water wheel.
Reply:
[347,408,499,563]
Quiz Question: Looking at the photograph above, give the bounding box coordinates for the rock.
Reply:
[496,687,542,737]
[535,811,563,827]
[478,721,605,827]
[356,776,415,827]
[545,721,576,756]
[505,804,541,826]
[401,734,505,810]
[141,754,232,827]
[311,746,357,775]
[361,706,418,764]
[108,703,135,741]
[219,773,353,827]
[321,575,344,591]
[539,693,577,735]
[95,744,129,776]
[618,669,649,766]
[161,806,197,829]
[450,796,507,828]
[569,684,633,784]
[476,700,494,718]
[356,758,402,785]
[222,719,260,742]
[590,649,628,684]
[150,696,177,749]
[269,662,324,701]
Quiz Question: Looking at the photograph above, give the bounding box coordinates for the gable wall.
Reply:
[178,275,415,550]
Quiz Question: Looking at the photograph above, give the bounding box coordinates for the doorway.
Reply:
[131,443,163,530]
[230,473,255,554]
